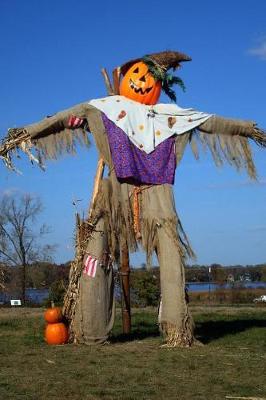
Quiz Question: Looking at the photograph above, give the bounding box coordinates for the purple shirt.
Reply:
[102,113,176,185]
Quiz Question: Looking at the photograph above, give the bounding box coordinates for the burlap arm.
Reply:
[26,102,114,166]
[27,103,95,139]
[198,115,256,137]
[174,115,266,180]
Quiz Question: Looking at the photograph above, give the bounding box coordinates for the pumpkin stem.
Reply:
[51,301,55,308]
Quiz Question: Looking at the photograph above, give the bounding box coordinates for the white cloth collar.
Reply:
[89,95,211,154]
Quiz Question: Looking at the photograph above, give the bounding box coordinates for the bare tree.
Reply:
[0,193,55,304]
[0,264,6,289]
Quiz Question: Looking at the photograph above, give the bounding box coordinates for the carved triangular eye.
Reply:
[133,67,139,73]
[139,75,146,82]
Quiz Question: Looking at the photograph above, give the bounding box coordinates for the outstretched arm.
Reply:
[175,114,266,180]
[0,102,96,171]
[198,115,266,147]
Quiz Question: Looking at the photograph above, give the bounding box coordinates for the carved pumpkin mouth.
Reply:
[120,61,161,104]
[129,79,153,95]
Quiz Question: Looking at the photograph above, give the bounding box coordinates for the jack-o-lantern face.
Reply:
[119,61,161,105]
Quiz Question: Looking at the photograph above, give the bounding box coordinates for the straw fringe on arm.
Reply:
[0,102,94,172]
[175,115,266,180]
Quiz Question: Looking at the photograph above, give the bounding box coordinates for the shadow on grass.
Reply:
[111,320,160,343]
[111,314,266,344]
[195,318,266,344]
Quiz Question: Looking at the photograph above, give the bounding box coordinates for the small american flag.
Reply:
[68,115,84,128]
[83,254,98,278]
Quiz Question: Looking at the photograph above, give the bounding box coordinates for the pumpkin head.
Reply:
[119,61,161,105]
[45,322,69,345]
[44,306,62,324]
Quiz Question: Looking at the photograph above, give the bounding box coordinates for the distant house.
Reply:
[227,274,235,283]
[244,272,251,281]
[236,272,252,282]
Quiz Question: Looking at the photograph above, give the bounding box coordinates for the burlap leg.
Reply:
[72,217,115,344]
[140,184,195,347]
[157,225,194,347]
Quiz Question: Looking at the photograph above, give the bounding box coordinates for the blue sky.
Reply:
[0,0,265,266]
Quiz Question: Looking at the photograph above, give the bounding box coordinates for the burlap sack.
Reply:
[73,217,115,344]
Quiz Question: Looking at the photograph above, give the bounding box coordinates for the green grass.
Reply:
[0,306,265,399]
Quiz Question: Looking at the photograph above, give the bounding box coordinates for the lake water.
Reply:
[186,281,266,292]
[0,288,49,304]
[1,282,265,305]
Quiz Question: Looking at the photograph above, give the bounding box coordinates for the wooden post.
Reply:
[88,158,105,219]
[112,67,121,95]
[113,66,131,334]
[120,237,131,334]
[101,68,114,95]
[101,66,131,334]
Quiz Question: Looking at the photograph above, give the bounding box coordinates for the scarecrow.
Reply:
[1,50,265,347]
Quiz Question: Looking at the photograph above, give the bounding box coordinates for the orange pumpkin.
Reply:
[120,61,161,105]
[44,306,62,324]
[45,322,69,345]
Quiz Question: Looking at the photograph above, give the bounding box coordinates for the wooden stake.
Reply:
[88,158,105,219]
[112,66,131,334]
[100,65,131,335]
[112,67,121,95]
[101,64,131,334]
[101,68,114,95]
[120,237,131,334]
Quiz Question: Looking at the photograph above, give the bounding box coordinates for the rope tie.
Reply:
[133,187,142,240]
[132,185,152,240]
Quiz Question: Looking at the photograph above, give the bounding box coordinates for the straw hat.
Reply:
[120,50,192,76]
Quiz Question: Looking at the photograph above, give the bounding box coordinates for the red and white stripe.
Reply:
[83,254,98,278]
[68,115,84,128]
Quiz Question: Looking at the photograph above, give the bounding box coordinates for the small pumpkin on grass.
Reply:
[44,302,68,345]
[44,306,62,324]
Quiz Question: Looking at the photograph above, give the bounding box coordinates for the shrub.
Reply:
[45,279,66,306]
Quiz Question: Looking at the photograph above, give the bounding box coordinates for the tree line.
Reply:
[1,261,266,306]
[1,261,265,291]
[1,193,265,306]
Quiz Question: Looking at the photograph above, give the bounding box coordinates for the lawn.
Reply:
[0,306,265,400]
